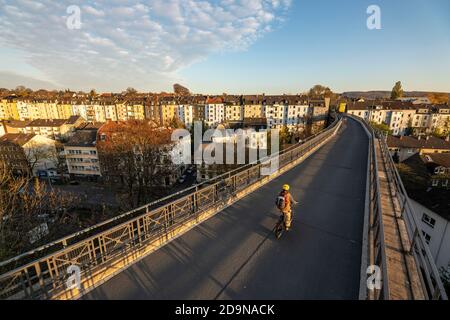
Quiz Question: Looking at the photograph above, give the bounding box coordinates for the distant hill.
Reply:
[342,91,450,100]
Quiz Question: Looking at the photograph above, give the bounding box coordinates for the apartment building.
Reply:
[411,199,450,272]
[0,96,19,120]
[243,96,264,118]
[64,129,101,179]
[225,103,244,122]
[160,102,177,126]
[347,101,450,136]
[177,104,194,128]
[205,97,225,128]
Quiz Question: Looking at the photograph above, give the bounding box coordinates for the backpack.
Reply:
[275,193,288,210]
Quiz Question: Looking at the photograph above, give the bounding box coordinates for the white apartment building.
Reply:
[205,101,225,127]
[286,104,309,130]
[64,130,101,179]
[347,102,450,136]
[177,105,194,127]
[265,104,287,129]
[104,104,118,121]
[411,199,450,272]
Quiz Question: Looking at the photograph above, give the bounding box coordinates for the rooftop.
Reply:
[387,135,450,150]
[421,153,450,168]
[397,154,450,220]
[65,130,98,147]
[28,119,68,127]
[0,133,36,146]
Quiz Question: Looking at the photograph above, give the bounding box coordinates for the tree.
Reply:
[173,84,190,96]
[125,87,137,95]
[391,81,404,100]
[169,116,186,129]
[370,121,392,135]
[89,89,97,98]
[97,121,177,209]
[428,93,449,104]
[308,85,333,99]
[0,161,79,260]
[23,141,58,177]
[280,125,293,147]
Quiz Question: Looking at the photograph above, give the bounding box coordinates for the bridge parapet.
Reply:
[0,117,342,300]
[350,115,447,300]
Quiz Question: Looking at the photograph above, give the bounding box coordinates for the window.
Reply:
[421,231,431,244]
[422,214,436,228]
[432,179,439,187]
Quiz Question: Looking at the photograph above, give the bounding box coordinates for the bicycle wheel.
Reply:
[275,222,283,239]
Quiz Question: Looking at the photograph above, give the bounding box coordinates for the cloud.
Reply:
[0,71,60,90]
[0,0,291,92]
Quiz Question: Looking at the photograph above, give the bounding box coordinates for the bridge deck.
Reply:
[85,119,369,300]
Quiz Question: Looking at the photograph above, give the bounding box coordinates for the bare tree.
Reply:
[0,161,79,261]
[97,121,177,209]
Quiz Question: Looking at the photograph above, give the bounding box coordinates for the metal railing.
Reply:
[0,117,342,300]
[350,115,447,300]
[349,115,390,300]
[378,133,448,300]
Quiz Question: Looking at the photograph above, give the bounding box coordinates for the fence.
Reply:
[377,133,447,300]
[0,117,342,300]
[350,115,390,300]
[350,115,447,300]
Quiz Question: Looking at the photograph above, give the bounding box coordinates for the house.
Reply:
[387,135,450,162]
[421,153,450,189]
[64,129,101,180]
[1,120,31,134]
[0,133,57,176]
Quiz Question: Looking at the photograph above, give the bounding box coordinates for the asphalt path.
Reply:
[85,118,369,300]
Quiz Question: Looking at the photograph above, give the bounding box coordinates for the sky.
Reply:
[0,0,449,94]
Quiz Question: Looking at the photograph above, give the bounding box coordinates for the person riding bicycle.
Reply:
[276,184,298,231]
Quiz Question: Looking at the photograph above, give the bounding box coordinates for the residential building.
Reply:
[421,153,450,189]
[0,133,57,176]
[387,135,450,162]
[0,96,19,120]
[205,97,225,127]
[64,129,101,179]
[410,199,450,272]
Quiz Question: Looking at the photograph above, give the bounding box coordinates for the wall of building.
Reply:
[411,199,450,272]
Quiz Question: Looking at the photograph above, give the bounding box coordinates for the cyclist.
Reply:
[275,184,298,231]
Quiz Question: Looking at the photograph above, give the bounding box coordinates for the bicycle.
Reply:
[273,211,294,239]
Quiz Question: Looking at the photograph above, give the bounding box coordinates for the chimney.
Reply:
[446,136,450,142]
[426,136,430,141]
[417,136,421,140]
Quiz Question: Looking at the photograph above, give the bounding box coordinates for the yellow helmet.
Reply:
[283,184,290,191]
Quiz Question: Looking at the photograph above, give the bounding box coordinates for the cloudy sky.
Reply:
[0,0,449,94]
